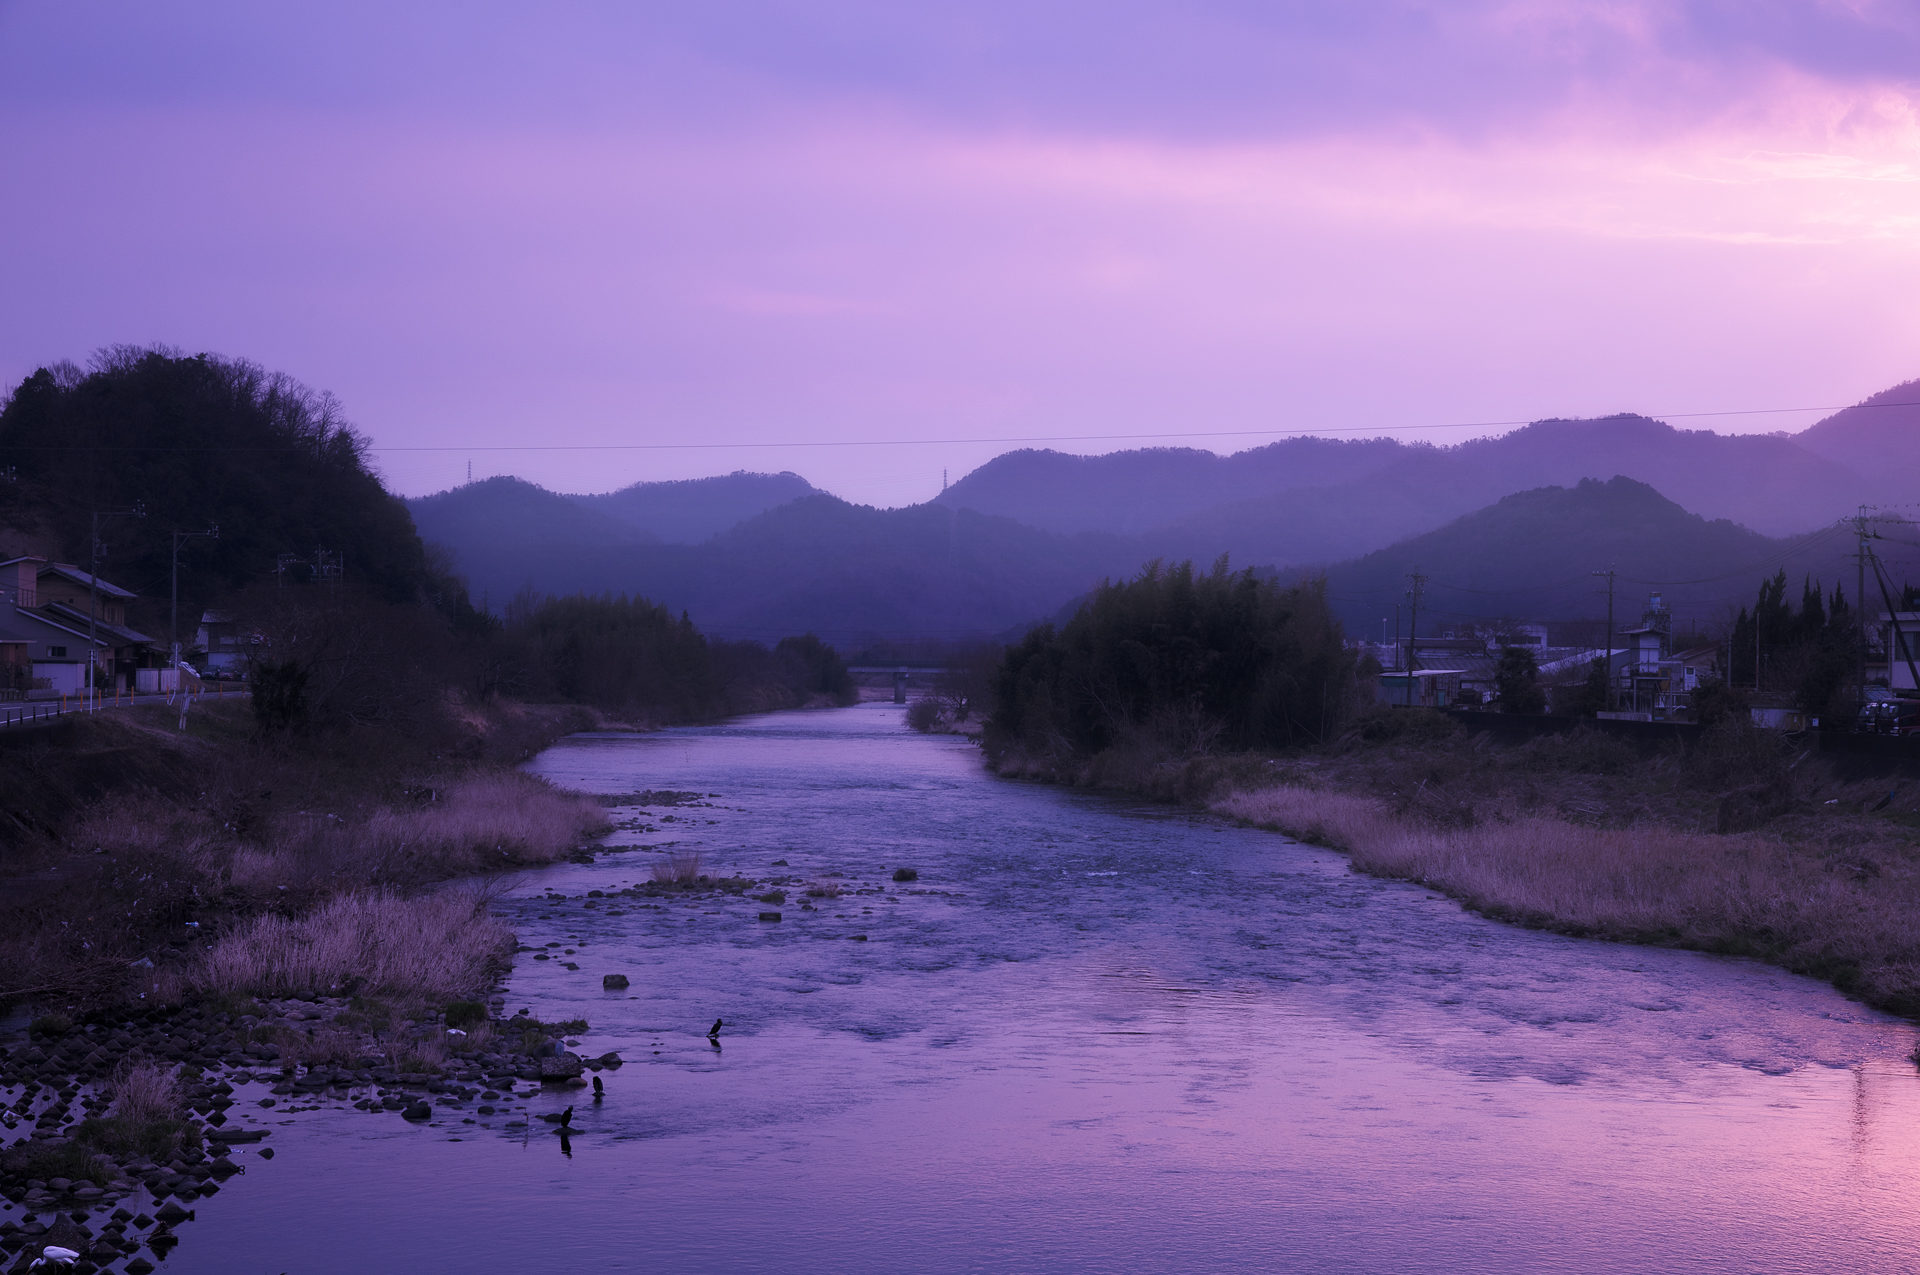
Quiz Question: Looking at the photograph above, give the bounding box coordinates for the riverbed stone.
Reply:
[601,974,629,990]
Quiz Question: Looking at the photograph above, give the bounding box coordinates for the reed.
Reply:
[193,890,514,1001]
[1214,784,1920,1014]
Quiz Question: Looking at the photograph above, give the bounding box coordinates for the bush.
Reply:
[905,699,942,732]
[444,1000,488,1029]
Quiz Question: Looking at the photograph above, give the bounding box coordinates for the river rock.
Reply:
[601,974,629,990]
[402,1101,432,1122]
[538,1053,584,1083]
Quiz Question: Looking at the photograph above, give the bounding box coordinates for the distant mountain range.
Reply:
[408,383,1920,645]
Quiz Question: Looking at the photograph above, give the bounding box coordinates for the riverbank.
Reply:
[0,697,615,1009]
[0,695,632,1266]
[992,711,1920,1020]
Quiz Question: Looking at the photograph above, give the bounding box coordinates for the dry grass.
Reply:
[107,1059,182,1125]
[803,879,844,898]
[192,890,514,1001]
[1215,783,1920,1014]
[650,852,703,885]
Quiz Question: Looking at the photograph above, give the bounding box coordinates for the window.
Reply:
[46,645,66,658]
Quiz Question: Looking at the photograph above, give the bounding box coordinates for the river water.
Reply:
[184,703,1920,1272]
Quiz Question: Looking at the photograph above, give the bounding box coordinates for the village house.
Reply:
[0,555,157,693]
[1876,610,1920,693]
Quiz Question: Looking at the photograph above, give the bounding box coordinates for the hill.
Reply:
[572,471,819,542]
[408,477,647,553]
[0,349,434,613]
[1314,476,1896,635]
[1793,380,1920,498]
[934,438,1405,536]
[939,408,1894,567]
[426,493,1138,645]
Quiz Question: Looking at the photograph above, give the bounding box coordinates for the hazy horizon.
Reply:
[5,2,1918,507]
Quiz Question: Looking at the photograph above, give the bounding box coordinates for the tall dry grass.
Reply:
[107,1059,183,1125]
[193,890,513,1001]
[1215,784,1920,1013]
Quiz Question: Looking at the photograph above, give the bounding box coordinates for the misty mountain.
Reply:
[939,407,1897,567]
[1150,414,1867,569]
[409,477,648,552]
[409,471,822,552]
[933,437,1406,536]
[1315,476,1907,636]
[422,493,1137,645]
[1792,379,1920,499]
[572,471,820,542]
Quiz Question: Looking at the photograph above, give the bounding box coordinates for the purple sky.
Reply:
[3,1,1918,507]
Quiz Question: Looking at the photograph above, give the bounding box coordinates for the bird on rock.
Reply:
[708,1018,724,1039]
[592,1076,604,1101]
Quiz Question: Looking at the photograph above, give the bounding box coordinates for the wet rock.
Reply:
[601,974,629,990]
[758,911,782,922]
[401,1102,432,1122]
[538,1052,585,1083]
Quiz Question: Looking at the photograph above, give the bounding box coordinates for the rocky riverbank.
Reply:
[0,992,620,1272]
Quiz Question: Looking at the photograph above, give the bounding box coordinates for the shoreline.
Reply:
[988,715,1920,1024]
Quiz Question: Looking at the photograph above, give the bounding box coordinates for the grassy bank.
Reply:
[0,696,609,1008]
[994,712,1920,1019]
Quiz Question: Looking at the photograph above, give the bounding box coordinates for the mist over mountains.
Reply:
[411,385,1920,645]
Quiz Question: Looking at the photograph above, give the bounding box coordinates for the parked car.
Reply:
[1856,697,1920,736]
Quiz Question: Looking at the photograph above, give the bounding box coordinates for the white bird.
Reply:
[30,1247,79,1269]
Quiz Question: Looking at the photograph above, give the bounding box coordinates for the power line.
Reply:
[5,401,1920,456]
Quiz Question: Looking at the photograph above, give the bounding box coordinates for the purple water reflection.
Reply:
[180,704,1920,1273]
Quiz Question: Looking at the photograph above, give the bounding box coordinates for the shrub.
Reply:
[905,699,943,733]
[444,999,488,1028]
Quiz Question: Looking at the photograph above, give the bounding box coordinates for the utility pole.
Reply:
[171,526,219,671]
[1855,505,1871,712]
[1405,567,1426,706]
[88,504,145,709]
[1592,565,1616,711]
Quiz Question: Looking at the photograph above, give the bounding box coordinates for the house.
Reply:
[0,556,156,693]
[1876,610,1920,692]
[0,609,32,696]
[0,594,103,693]
[1376,668,1465,708]
[34,562,136,627]
[196,610,261,675]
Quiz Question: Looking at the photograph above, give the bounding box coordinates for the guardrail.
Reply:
[0,702,66,730]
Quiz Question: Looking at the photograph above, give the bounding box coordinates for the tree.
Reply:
[985,559,1359,762]
[1552,657,1609,717]
[1494,646,1545,714]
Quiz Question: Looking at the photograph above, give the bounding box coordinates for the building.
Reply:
[1876,610,1920,693]
[0,555,157,693]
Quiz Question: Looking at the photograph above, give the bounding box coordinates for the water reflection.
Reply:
[181,704,1920,1274]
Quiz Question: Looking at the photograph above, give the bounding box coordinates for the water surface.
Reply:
[185,704,1920,1272]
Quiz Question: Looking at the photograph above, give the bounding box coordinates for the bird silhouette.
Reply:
[592,1075,604,1101]
[708,1018,723,1038]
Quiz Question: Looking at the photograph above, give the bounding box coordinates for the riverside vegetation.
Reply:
[0,348,859,1268]
[984,559,1920,1022]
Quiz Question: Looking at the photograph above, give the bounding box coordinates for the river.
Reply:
[182,703,1920,1272]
